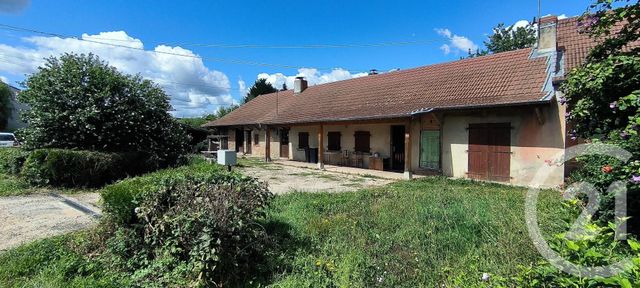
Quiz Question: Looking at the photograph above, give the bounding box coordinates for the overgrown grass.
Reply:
[264,178,567,287]
[0,160,570,287]
[0,174,32,196]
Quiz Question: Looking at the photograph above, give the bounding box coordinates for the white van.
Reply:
[0,133,19,148]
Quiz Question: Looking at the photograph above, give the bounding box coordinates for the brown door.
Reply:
[467,123,511,182]
[280,128,289,158]
[235,129,244,153]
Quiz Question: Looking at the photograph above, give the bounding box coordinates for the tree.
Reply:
[178,104,239,128]
[468,22,536,57]
[0,83,11,131]
[242,78,277,103]
[17,53,189,166]
[562,0,640,228]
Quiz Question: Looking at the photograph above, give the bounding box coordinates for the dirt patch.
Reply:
[0,193,100,251]
[238,162,393,194]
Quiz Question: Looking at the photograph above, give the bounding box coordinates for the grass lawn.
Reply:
[0,173,98,197]
[0,173,567,287]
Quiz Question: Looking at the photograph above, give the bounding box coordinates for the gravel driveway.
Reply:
[0,193,101,251]
[238,161,393,194]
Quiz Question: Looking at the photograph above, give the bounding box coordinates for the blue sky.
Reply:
[0,0,587,117]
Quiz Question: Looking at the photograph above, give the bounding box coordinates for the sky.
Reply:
[0,0,588,117]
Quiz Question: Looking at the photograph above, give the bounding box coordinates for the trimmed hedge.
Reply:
[100,161,273,286]
[20,149,156,188]
[0,148,30,175]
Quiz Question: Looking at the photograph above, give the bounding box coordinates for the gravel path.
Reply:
[0,193,101,251]
[238,162,393,194]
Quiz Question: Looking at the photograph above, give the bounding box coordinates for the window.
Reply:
[298,132,309,149]
[420,130,440,170]
[354,131,370,153]
[327,132,341,151]
[254,133,260,146]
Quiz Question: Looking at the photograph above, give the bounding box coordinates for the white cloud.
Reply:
[0,0,29,13]
[512,20,531,30]
[238,79,248,96]
[257,68,368,89]
[435,28,478,55]
[0,31,233,117]
[0,76,8,84]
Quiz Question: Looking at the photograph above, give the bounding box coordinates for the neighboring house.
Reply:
[3,83,27,131]
[204,16,593,188]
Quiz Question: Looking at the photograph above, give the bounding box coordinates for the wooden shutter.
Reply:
[327,132,341,151]
[354,131,370,153]
[298,132,309,149]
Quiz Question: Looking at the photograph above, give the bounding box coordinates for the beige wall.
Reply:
[222,96,566,188]
[289,123,396,168]
[441,96,566,188]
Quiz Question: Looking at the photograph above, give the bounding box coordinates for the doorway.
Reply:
[235,129,244,153]
[390,125,405,171]
[467,123,511,182]
[280,128,290,158]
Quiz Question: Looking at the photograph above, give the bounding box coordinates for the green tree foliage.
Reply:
[562,0,640,227]
[0,83,12,131]
[17,53,189,166]
[243,78,277,103]
[178,104,239,128]
[468,22,536,57]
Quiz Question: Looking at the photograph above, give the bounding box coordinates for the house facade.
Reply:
[205,15,591,188]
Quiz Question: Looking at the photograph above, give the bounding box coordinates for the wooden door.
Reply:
[467,123,511,182]
[280,128,289,158]
[390,125,405,171]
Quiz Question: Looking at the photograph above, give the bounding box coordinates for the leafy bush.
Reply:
[0,148,30,175]
[101,163,273,286]
[0,82,12,131]
[20,149,153,188]
[505,218,640,287]
[16,53,189,167]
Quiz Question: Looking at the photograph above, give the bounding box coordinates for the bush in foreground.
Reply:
[101,162,273,287]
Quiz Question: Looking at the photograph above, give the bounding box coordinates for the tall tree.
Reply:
[0,83,12,131]
[468,22,536,57]
[243,78,277,103]
[18,53,189,166]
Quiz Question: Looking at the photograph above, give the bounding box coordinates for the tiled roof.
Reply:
[206,47,551,127]
[210,12,640,127]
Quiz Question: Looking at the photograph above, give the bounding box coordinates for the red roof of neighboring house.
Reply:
[205,16,601,127]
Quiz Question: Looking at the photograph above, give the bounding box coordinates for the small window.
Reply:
[298,132,309,149]
[327,132,341,151]
[420,130,440,170]
[354,131,370,153]
[254,133,260,146]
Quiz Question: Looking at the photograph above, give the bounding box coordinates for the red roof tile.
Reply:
[210,13,640,127]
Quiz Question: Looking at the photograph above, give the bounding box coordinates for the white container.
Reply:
[217,150,237,166]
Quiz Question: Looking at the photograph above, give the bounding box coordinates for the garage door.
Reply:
[467,123,511,182]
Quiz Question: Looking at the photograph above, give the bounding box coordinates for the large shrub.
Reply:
[21,149,152,188]
[16,53,189,167]
[0,148,30,175]
[101,163,273,286]
[0,82,12,131]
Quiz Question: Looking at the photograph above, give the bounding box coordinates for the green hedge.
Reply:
[100,161,273,286]
[20,149,156,188]
[0,148,30,175]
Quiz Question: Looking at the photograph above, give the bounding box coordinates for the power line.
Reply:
[0,23,374,72]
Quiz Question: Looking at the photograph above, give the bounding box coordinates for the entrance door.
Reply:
[467,123,511,182]
[280,128,290,158]
[235,129,244,153]
[390,125,405,171]
[245,130,252,154]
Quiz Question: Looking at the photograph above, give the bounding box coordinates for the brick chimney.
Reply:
[537,15,558,53]
[294,76,308,94]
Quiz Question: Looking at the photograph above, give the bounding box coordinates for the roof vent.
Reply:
[294,77,308,94]
[368,69,379,75]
